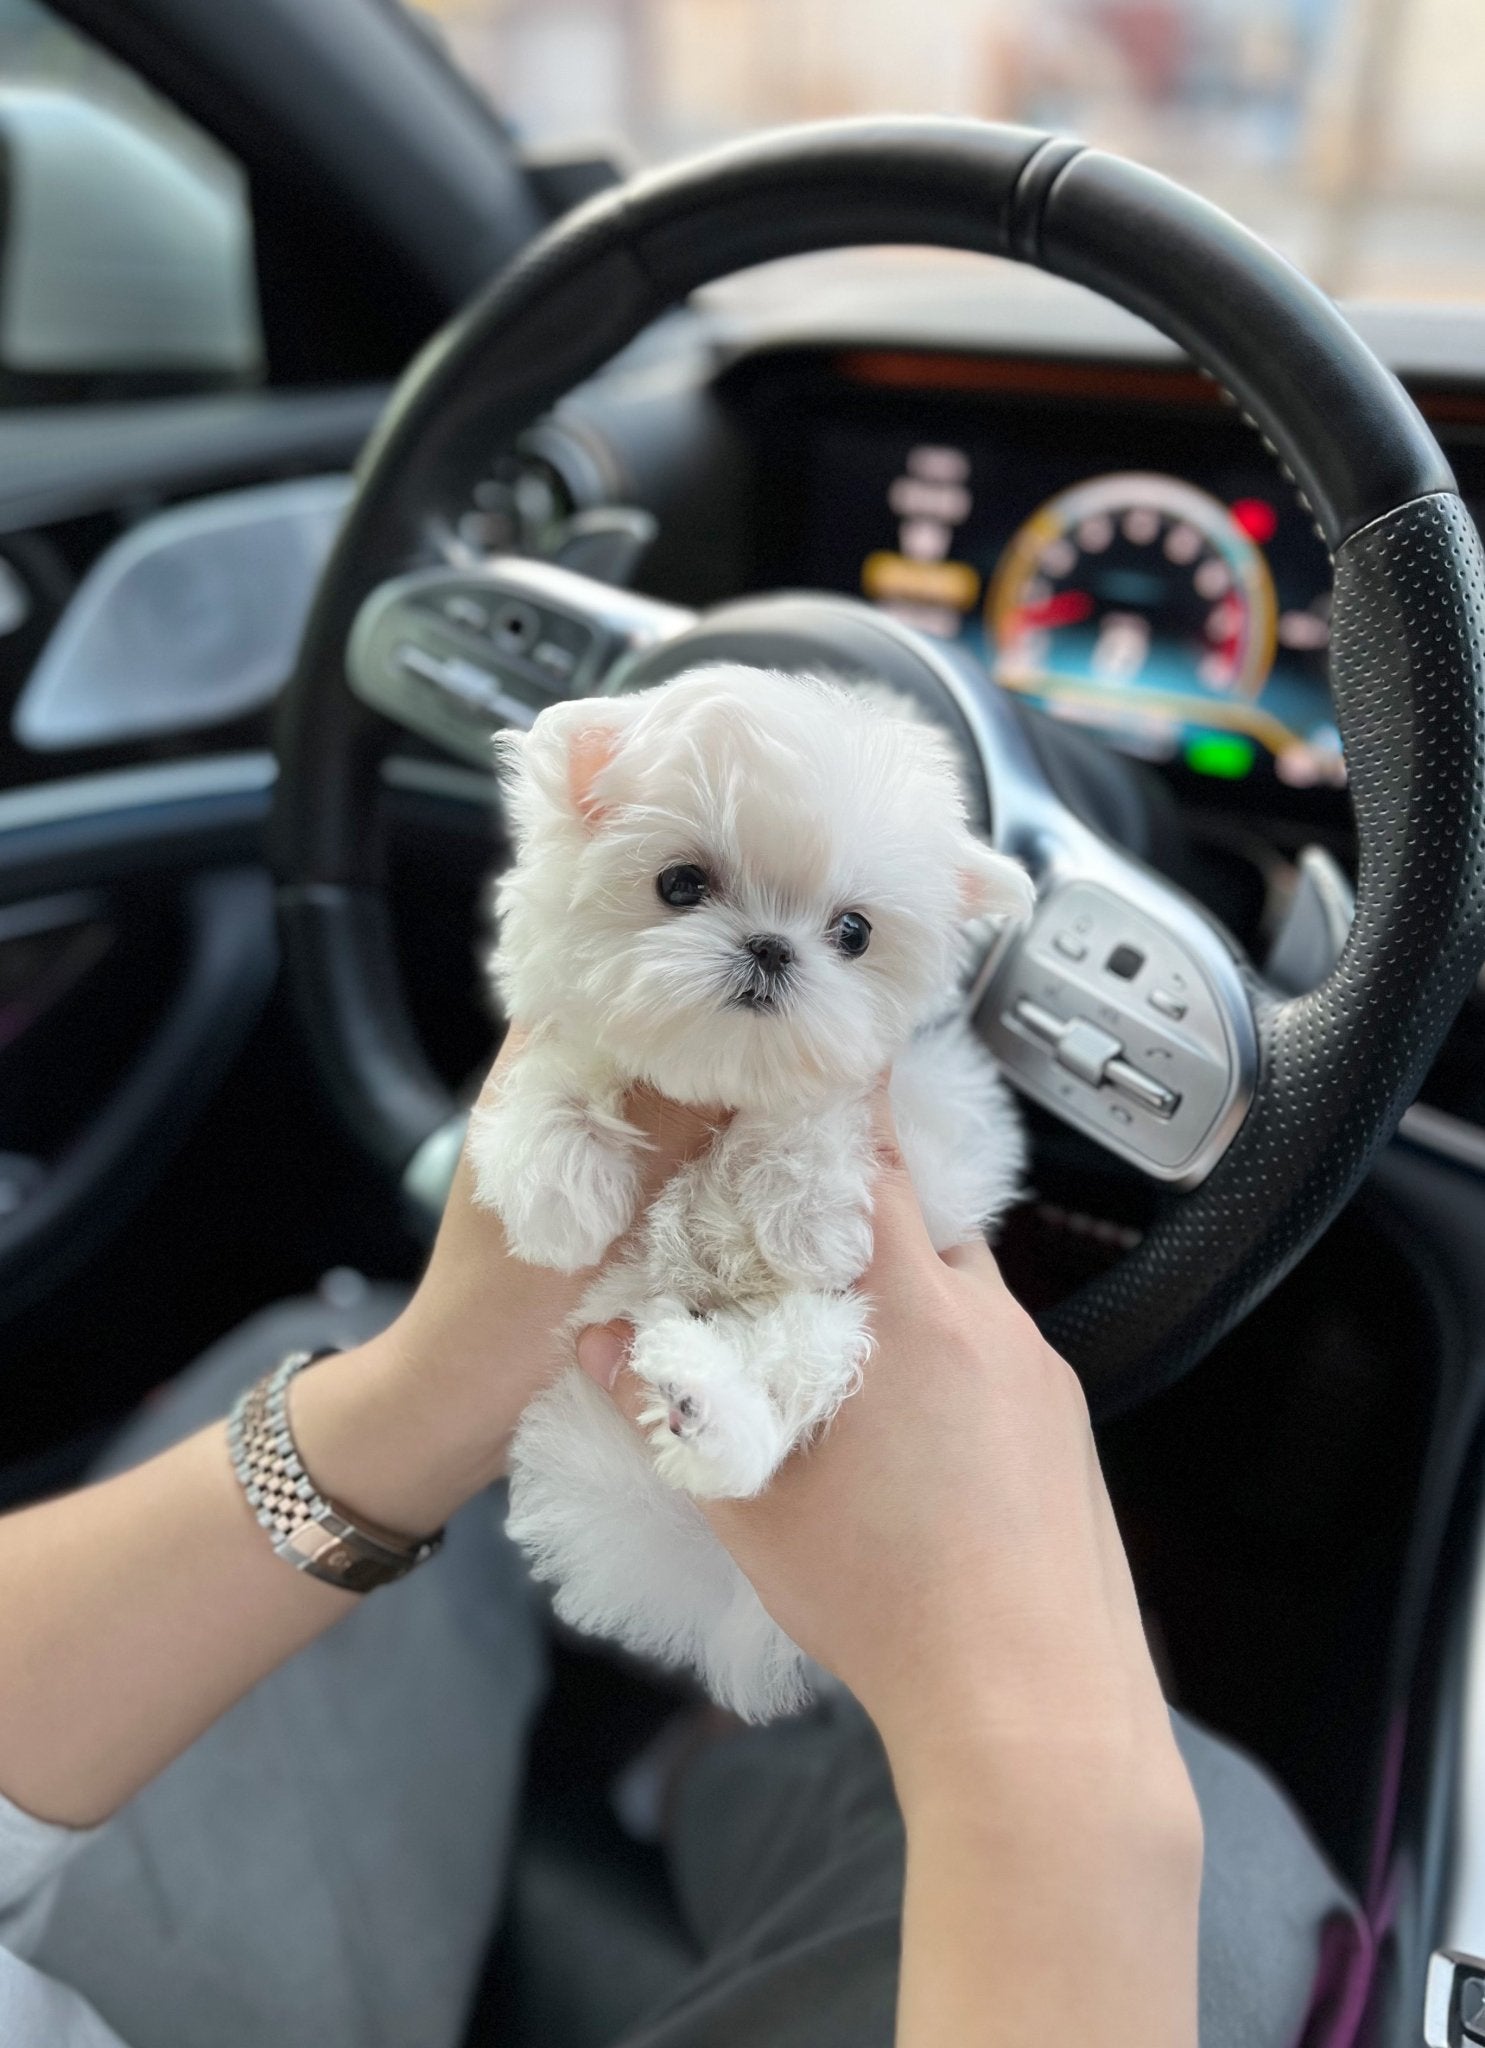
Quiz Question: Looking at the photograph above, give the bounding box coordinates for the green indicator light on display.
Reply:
[1184,733,1256,780]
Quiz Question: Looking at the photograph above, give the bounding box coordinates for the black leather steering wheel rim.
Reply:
[273,117,1485,1415]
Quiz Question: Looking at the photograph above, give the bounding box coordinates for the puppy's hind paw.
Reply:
[631,1315,787,1501]
[643,1376,787,1501]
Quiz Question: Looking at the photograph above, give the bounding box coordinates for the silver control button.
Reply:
[1056,1018,1123,1086]
[534,640,576,679]
[1013,997,1063,1046]
[1106,1056,1179,1117]
[395,643,536,728]
[1012,997,1179,1116]
[1053,931,1088,961]
[1149,986,1188,1020]
[441,594,490,633]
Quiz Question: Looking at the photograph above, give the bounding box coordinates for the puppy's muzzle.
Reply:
[732,933,794,1011]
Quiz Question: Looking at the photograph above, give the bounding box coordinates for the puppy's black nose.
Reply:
[745,933,793,977]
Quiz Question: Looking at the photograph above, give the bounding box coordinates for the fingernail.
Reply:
[576,1323,627,1390]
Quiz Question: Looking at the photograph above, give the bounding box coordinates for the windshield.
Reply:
[408,0,1485,302]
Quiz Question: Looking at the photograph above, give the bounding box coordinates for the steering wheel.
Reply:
[273,119,1485,1418]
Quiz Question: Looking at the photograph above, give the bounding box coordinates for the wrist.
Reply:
[287,1332,511,1538]
[898,1767,1201,2048]
[882,1689,1200,1865]
[902,1739,1200,1854]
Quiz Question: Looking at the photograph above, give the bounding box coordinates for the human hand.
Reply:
[293,1031,721,1534]
[575,1092,1191,1826]
[577,1093,1200,2047]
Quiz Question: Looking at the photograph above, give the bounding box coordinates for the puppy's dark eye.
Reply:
[657,863,710,908]
[833,911,872,958]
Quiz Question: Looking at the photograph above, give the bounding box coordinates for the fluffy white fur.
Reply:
[471,666,1032,1720]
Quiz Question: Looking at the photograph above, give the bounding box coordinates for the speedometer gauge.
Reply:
[987,473,1279,740]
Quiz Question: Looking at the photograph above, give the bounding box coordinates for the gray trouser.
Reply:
[35,1291,1366,2048]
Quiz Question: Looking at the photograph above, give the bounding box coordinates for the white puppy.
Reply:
[471,666,1032,1720]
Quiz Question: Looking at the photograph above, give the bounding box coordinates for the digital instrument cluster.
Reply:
[787,405,1340,796]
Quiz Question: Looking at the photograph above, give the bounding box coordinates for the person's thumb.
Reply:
[576,1320,653,1429]
[865,1081,936,1268]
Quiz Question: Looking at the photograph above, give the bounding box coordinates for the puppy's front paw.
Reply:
[507,1181,633,1272]
[630,1313,787,1501]
[469,1103,640,1272]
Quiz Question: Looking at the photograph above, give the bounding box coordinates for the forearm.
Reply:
[0,1421,351,1829]
[0,1334,506,1830]
[0,1044,707,1837]
[895,1751,1201,2048]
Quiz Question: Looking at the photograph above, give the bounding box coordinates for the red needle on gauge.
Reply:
[1009,589,1095,631]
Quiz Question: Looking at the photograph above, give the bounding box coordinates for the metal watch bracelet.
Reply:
[227,1349,444,1594]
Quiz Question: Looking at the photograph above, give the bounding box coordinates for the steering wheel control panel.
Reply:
[348,561,688,768]
[982,880,1248,1184]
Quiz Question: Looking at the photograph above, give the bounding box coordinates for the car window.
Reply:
[0,0,261,403]
[408,0,1485,304]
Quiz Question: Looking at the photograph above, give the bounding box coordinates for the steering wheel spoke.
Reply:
[347,556,693,766]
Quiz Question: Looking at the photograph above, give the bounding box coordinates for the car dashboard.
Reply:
[6,280,1485,1168]
[743,350,1343,810]
[706,340,1485,834]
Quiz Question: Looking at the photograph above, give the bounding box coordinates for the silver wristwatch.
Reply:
[227,1349,443,1593]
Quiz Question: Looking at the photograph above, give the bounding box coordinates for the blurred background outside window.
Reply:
[0,0,1480,303]
[409,0,1485,300]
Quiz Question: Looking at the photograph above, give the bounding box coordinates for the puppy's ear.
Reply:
[957,840,1036,923]
[505,696,642,832]
[565,720,626,825]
